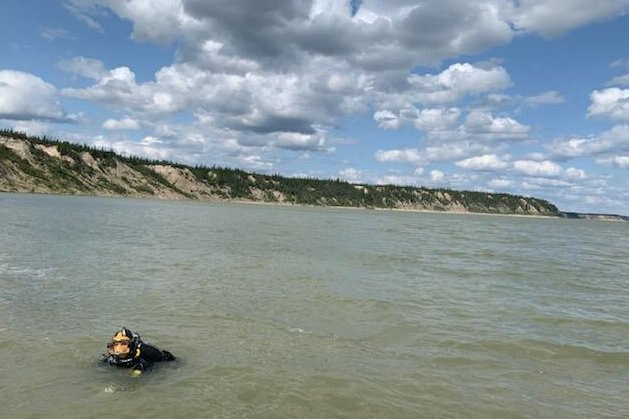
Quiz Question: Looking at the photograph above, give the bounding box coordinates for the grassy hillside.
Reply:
[0,129,561,216]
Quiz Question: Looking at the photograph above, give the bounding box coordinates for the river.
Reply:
[1,193,628,418]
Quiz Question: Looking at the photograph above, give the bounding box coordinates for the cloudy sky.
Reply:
[1,0,629,214]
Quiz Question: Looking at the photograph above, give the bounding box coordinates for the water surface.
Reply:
[1,193,628,418]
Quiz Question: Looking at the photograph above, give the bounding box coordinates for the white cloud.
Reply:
[375,148,423,164]
[413,108,461,131]
[0,70,66,121]
[339,167,363,183]
[611,155,629,168]
[522,177,572,188]
[463,111,530,139]
[597,155,629,169]
[550,137,595,158]
[588,88,629,121]
[609,74,629,86]
[565,167,587,179]
[237,154,275,172]
[59,56,107,80]
[512,0,629,37]
[65,1,629,73]
[475,93,513,110]
[46,0,629,215]
[513,160,563,177]
[376,142,496,168]
[430,170,445,182]
[62,65,188,116]
[92,137,173,161]
[102,117,141,130]
[408,63,511,104]
[524,152,547,161]
[373,107,461,131]
[377,174,421,186]
[456,154,509,171]
[549,125,629,158]
[3,120,51,137]
[68,0,190,44]
[425,142,495,162]
[273,132,329,151]
[373,110,400,130]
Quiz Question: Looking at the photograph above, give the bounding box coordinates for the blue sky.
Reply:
[1,1,629,214]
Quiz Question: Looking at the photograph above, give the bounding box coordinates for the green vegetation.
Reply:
[0,128,562,216]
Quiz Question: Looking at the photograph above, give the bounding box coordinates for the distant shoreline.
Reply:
[7,190,625,222]
[1,131,625,221]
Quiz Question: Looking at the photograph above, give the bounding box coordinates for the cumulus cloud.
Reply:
[0,70,67,122]
[62,66,188,116]
[611,155,629,168]
[339,167,363,183]
[102,117,141,130]
[48,0,629,213]
[61,59,371,139]
[92,136,173,161]
[425,142,495,162]
[407,63,511,104]
[430,170,445,182]
[373,110,400,130]
[464,111,530,139]
[375,142,496,168]
[67,0,189,43]
[273,131,330,151]
[375,148,423,164]
[455,154,509,171]
[374,107,461,131]
[550,125,629,158]
[57,0,624,154]
[588,88,629,121]
[64,0,512,72]
[513,160,563,177]
[413,108,461,131]
[565,167,588,179]
[65,0,629,70]
[511,0,629,37]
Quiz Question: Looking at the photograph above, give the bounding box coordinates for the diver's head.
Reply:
[107,327,138,360]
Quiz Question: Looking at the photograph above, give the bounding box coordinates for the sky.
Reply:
[1,1,629,215]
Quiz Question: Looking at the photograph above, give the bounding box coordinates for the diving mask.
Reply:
[107,339,132,357]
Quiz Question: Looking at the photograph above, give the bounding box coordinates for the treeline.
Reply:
[0,129,561,215]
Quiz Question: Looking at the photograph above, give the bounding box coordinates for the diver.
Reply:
[102,327,175,375]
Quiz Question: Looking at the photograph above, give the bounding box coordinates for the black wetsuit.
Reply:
[103,340,176,372]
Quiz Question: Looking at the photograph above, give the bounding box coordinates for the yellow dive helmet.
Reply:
[107,327,138,359]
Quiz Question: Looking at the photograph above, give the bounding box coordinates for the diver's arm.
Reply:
[101,354,114,364]
[130,357,153,375]
[130,363,144,376]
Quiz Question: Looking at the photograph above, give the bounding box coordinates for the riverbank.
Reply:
[0,130,567,217]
